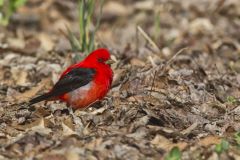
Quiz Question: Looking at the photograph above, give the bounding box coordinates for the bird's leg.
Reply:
[66,103,74,116]
[83,100,100,111]
[67,105,80,124]
[67,105,76,124]
[68,106,75,117]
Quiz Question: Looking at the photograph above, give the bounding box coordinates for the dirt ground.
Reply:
[0,0,240,159]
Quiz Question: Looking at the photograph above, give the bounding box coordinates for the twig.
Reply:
[149,47,189,95]
[181,122,198,135]
[150,70,157,94]
[136,26,139,54]
[59,28,68,39]
[0,46,34,55]
[137,26,160,52]
[163,47,189,73]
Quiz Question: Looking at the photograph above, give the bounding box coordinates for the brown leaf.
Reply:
[15,78,51,102]
[151,135,187,151]
[102,1,131,20]
[62,122,76,136]
[11,67,28,86]
[198,136,221,146]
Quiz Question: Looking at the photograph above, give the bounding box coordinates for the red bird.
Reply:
[29,48,114,109]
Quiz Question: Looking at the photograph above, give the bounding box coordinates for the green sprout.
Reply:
[67,0,104,61]
[165,146,182,160]
[0,0,27,25]
[234,132,240,148]
[226,96,237,105]
[154,10,160,42]
[215,139,229,154]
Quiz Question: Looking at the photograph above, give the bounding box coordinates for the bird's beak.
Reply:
[105,59,115,65]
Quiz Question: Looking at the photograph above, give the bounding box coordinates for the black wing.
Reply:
[29,67,96,105]
[51,67,96,96]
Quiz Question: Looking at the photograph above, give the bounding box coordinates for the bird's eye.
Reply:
[98,58,104,63]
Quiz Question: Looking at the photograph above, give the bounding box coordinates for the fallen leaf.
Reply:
[15,78,51,102]
[102,1,131,20]
[29,118,52,135]
[198,136,221,146]
[134,0,154,11]
[11,67,28,86]
[151,135,187,151]
[38,33,55,52]
[62,122,76,136]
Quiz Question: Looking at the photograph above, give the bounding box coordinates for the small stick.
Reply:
[136,26,139,54]
[164,47,189,72]
[150,47,189,95]
[137,26,160,52]
[150,70,157,95]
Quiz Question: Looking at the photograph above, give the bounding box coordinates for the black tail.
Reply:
[28,93,52,106]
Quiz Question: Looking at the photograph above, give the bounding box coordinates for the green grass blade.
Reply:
[66,27,81,52]
[0,0,4,6]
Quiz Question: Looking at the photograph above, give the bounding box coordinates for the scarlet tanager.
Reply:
[28,48,114,109]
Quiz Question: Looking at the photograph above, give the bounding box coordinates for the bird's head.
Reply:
[85,48,115,65]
